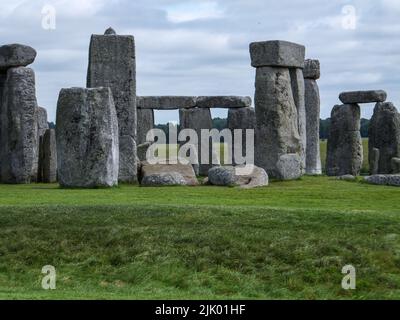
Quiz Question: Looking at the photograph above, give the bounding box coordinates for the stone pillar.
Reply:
[368,102,400,174]
[137,109,154,145]
[227,107,255,165]
[290,68,306,172]
[0,71,6,175]
[87,28,137,183]
[179,108,217,176]
[34,106,49,182]
[304,59,322,175]
[326,104,363,176]
[56,87,119,188]
[250,40,305,180]
[41,129,57,183]
[0,67,38,184]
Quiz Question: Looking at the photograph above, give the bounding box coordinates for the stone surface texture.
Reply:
[368,102,400,174]
[250,40,305,68]
[304,78,322,174]
[339,90,387,104]
[0,67,38,184]
[56,87,119,188]
[326,104,363,176]
[87,29,137,182]
[0,44,37,71]
[253,66,302,179]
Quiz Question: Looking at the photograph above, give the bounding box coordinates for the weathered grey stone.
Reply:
[276,154,302,180]
[304,59,320,80]
[208,165,268,188]
[137,109,154,145]
[137,141,152,162]
[140,161,198,186]
[34,107,49,182]
[227,107,256,165]
[392,158,400,174]
[208,166,238,186]
[364,174,400,187]
[368,102,400,174]
[179,107,219,176]
[0,71,7,173]
[87,29,137,183]
[254,66,302,179]
[364,175,389,185]
[0,44,37,71]
[290,68,306,173]
[141,172,187,186]
[339,90,387,104]
[326,104,363,176]
[0,67,38,184]
[104,27,116,35]
[388,175,400,186]
[56,87,119,188]
[304,78,322,175]
[370,148,380,175]
[336,175,356,181]
[250,40,305,68]
[37,107,49,138]
[137,96,196,110]
[41,129,57,183]
[195,96,252,109]
[118,135,137,183]
[239,166,269,189]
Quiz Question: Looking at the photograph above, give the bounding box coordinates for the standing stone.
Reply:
[0,67,38,183]
[179,108,218,176]
[34,107,49,181]
[227,107,256,165]
[41,129,57,183]
[0,71,6,174]
[250,40,305,180]
[56,87,119,188]
[304,59,322,175]
[326,104,363,176]
[290,68,306,173]
[392,158,400,174]
[253,66,302,180]
[368,102,400,174]
[137,109,154,145]
[87,28,137,183]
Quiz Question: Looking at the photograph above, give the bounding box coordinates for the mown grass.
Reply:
[0,176,399,300]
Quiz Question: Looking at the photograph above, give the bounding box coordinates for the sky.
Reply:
[1,0,400,124]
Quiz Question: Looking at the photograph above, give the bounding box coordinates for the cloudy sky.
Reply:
[1,0,400,123]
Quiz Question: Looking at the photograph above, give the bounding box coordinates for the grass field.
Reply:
[0,175,399,300]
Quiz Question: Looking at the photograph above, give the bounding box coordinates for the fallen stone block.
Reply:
[140,161,198,186]
[208,165,268,188]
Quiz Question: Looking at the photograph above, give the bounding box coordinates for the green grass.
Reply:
[0,176,399,300]
[320,139,369,174]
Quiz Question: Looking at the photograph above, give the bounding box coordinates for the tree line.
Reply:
[154,118,371,140]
